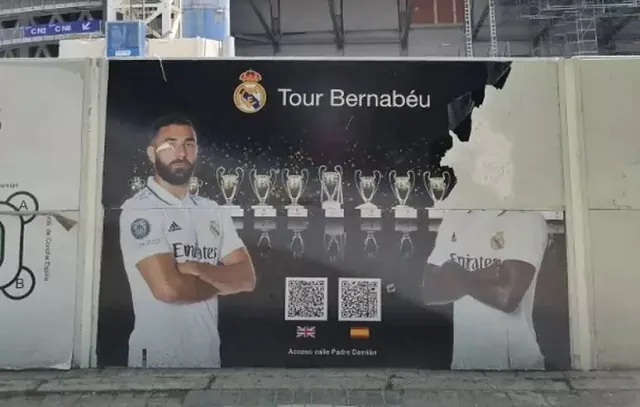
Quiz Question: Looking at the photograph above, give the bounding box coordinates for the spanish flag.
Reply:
[350,327,370,339]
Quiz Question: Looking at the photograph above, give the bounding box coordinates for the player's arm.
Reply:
[421,217,468,306]
[187,213,256,295]
[194,247,256,295]
[459,212,548,313]
[422,262,468,305]
[120,208,218,304]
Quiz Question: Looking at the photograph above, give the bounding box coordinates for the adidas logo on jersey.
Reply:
[168,222,182,232]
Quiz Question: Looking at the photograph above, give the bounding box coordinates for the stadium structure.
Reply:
[0,0,103,57]
[1,0,640,58]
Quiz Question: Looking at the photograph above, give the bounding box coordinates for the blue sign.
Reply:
[23,20,101,38]
[106,21,146,58]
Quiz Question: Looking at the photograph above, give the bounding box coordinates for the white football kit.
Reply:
[427,210,548,370]
[119,176,244,368]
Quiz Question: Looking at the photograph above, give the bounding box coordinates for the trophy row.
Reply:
[234,218,416,262]
[255,220,415,262]
[128,165,452,219]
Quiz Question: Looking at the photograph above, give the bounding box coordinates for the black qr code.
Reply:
[338,278,382,322]
[285,277,328,321]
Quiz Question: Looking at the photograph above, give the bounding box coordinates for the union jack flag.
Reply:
[296,326,316,338]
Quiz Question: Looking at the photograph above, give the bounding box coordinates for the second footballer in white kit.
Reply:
[119,115,256,368]
[422,210,548,370]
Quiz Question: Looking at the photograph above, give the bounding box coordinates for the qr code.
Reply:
[338,278,382,322]
[284,277,328,321]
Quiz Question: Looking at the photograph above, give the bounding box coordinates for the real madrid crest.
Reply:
[233,69,267,114]
[210,220,220,236]
[490,231,505,250]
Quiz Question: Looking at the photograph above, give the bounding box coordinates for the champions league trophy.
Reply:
[250,169,277,218]
[318,165,344,218]
[361,219,381,259]
[423,170,451,206]
[354,170,382,218]
[188,177,204,196]
[255,218,276,258]
[395,219,417,259]
[389,170,418,219]
[282,168,309,218]
[288,219,308,258]
[128,176,146,194]
[216,166,245,217]
[324,220,346,263]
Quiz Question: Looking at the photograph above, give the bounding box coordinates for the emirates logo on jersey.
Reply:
[172,243,218,261]
[449,253,500,271]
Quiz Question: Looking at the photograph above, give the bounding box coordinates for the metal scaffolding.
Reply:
[462,0,640,57]
[463,0,500,57]
[524,0,640,56]
[463,0,474,55]
[487,0,499,55]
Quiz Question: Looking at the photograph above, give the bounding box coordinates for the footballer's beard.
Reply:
[155,158,195,186]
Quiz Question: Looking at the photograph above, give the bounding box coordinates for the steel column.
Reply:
[248,0,279,52]
[328,0,345,50]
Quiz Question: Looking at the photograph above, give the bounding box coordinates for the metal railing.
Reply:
[0,28,22,45]
[0,0,103,16]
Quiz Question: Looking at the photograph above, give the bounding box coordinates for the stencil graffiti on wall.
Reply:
[0,191,39,300]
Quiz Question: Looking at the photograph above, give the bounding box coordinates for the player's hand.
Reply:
[177,261,202,277]
[422,263,467,304]
[440,260,467,277]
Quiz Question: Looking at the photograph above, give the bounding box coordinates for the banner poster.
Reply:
[98,59,570,370]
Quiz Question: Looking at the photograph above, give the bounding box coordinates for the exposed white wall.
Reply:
[0,61,85,210]
[438,60,565,210]
[0,60,88,369]
[576,57,640,368]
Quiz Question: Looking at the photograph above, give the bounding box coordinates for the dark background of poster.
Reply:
[98,211,569,369]
[97,60,570,369]
[101,59,514,210]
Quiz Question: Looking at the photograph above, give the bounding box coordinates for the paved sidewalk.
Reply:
[1,369,640,406]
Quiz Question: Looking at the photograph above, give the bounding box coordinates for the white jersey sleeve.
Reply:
[119,207,172,267]
[219,211,245,259]
[427,214,456,266]
[501,211,548,270]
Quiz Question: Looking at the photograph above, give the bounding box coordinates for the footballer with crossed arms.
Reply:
[119,115,256,368]
[422,209,548,370]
